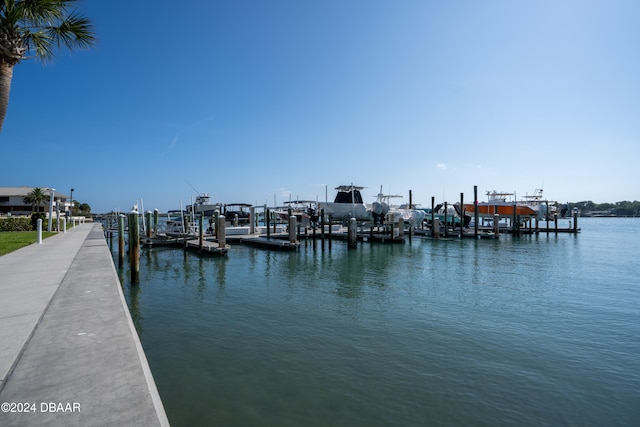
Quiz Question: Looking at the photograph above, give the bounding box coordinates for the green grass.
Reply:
[0,231,57,256]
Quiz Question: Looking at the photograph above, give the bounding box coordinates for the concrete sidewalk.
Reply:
[0,223,169,426]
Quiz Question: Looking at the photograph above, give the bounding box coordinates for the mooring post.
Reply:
[433,218,440,239]
[398,217,404,239]
[459,193,464,238]
[444,202,448,237]
[118,215,125,265]
[494,214,500,236]
[320,209,325,241]
[128,210,140,284]
[249,206,256,234]
[272,211,277,233]
[289,215,297,243]
[431,196,436,237]
[37,218,42,244]
[218,215,226,248]
[573,208,579,233]
[266,208,271,238]
[153,209,159,236]
[146,211,152,238]
[512,205,517,235]
[554,212,558,234]
[199,214,204,249]
[409,190,413,239]
[328,215,333,249]
[348,217,357,248]
[474,186,479,238]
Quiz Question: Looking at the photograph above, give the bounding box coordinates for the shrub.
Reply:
[30,213,47,230]
[0,217,33,232]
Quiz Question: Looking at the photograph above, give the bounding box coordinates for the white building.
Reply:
[0,187,70,216]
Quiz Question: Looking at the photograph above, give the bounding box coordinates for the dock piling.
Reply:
[459,193,464,238]
[348,218,357,248]
[118,215,125,266]
[128,210,140,284]
[474,186,479,238]
[289,216,298,243]
[153,209,159,236]
[218,215,226,248]
[145,211,152,238]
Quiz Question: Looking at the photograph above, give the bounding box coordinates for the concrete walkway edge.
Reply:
[0,223,169,426]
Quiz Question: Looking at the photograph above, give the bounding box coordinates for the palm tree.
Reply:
[0,1,95,133]
[23,187,47,212]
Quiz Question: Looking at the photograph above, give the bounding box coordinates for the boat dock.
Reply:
[240,236,300,251]
[184,238,229,255]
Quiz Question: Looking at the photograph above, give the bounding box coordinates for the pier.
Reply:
[0,224,168,426]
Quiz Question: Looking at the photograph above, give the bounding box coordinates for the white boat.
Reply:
[317,185,371,221]
[186,193,222,217]
[274,200,317,227]
[370,187,425,227]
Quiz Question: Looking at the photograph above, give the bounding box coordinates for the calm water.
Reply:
[112,218,640,426]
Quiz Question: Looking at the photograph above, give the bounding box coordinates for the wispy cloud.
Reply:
[168,116,215,151]
[436,163,447,170]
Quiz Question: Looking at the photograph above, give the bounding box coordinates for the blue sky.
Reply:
[1,0,638,213]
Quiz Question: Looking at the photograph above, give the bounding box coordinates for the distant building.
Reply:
[0,187,70,216]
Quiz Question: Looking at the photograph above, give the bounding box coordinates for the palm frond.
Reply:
[44,11,94,50]
[22,28,53,58]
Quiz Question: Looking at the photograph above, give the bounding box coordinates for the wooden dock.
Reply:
[240,236,300,251]
[140,235,190,247]
[184,239,229,256]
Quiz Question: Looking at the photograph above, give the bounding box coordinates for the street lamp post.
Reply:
[48,188,55,232]
[70,188,74,220]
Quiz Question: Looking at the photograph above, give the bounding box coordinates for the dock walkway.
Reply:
[0,223,168,426]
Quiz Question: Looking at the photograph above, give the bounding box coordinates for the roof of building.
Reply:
[0,187,68,199]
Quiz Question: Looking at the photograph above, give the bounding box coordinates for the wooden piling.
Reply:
[289,215,297,243]
[128,211,140,284]
[153,209,159,236]
[573,208,579,233]
[431,196,436,237]
[145,211,152,238]
[118,215,125,265]
[218,215,226,248]
[459,193,464,238]
[473,186,479,238]
[554,212,559,234]
[444,202,448,237]
[266,208,271,238]
[408,190,413,241]
[199,214,204,249]
[348,218,357,248]
[249,206,256,234]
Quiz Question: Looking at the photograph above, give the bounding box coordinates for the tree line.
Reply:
[23,187,91,216]
[568,200,640,217]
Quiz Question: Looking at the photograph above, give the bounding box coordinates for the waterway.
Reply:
[112,218,640,426]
